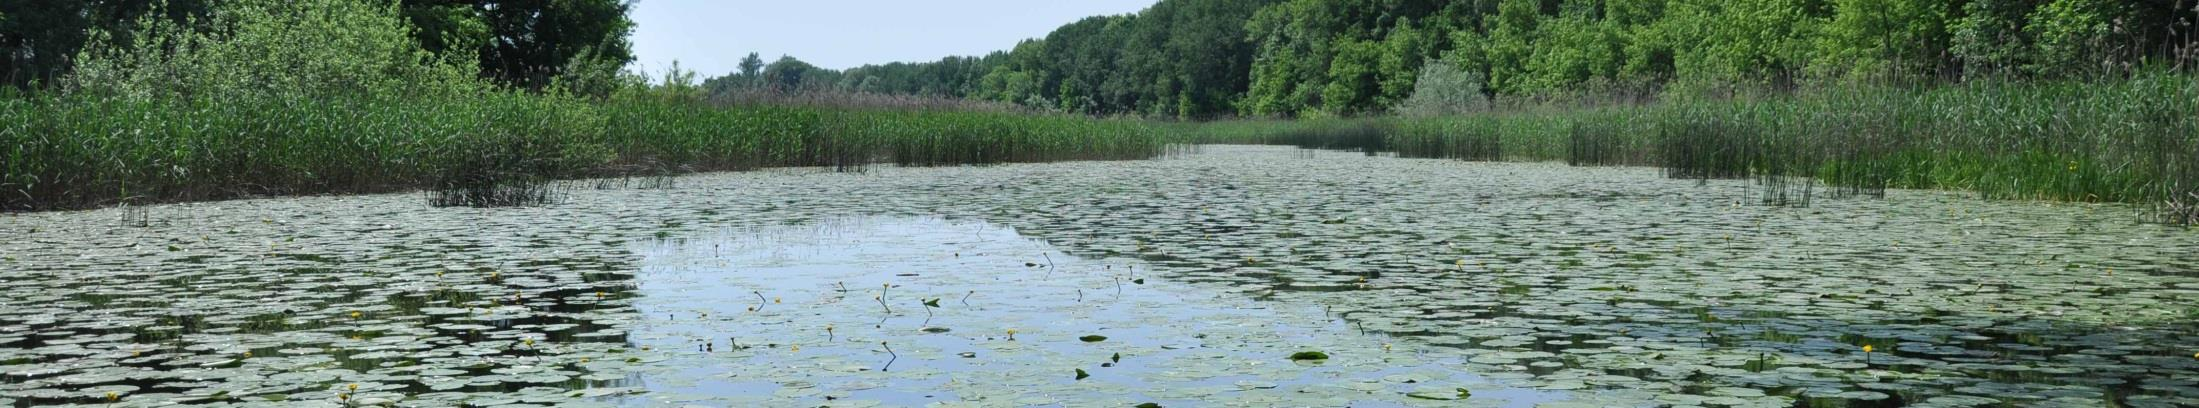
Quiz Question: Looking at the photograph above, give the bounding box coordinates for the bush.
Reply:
[1395,62,1490,118]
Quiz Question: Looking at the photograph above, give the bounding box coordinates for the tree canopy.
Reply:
[1,0,633,91]
[702,0,2197,118]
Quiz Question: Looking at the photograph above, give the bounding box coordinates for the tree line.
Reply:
[708,0,2197,119]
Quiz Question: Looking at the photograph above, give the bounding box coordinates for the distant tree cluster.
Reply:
[701,0,2198,118]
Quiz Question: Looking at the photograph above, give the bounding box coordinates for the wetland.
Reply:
[4,146,2196,407]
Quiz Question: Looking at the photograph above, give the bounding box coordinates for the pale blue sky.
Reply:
[630,0,1159,76]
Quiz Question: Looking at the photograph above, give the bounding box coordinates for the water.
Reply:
[2,145,2194,407]
[619,217,1556,406]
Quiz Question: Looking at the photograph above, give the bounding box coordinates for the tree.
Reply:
[1396,61,1490,117]
[738,52,764,81]
[70,0,479,101]
[761,55,822,92]
[1814,0,1952,81]
[1948,0,2040,79]
[0,0,213,90]
[400,0,637,89]
[1321,38,1383,114]
[2025,0,2122,77]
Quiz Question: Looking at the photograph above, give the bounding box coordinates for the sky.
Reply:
[629,0,1160,77]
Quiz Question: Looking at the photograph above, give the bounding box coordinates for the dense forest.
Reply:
[706,0,2198,119]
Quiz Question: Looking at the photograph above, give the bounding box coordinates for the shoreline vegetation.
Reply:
[0,0,2193,224]
[0,0,1172,211]
[1187,73,2199,223]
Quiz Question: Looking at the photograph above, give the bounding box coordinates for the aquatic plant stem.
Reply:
[881,341,897,372]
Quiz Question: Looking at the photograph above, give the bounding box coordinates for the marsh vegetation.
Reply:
[4,0,2199,406]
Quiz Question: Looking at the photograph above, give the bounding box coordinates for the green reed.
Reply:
[0,91,1172,210]
[1191,71,2199,222]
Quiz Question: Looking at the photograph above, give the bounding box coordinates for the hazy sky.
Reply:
[630,0,1159,77]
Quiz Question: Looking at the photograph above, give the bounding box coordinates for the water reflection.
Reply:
[620,216,1562,406]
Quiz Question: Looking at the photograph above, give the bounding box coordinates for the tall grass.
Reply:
[0,92,1170,210]
[0,0,1178,210]
[1193,71,2199,222]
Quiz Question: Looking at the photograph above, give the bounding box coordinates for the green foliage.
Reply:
[811,0,2190,118]
[1395,61,1489,118]
[2,0,1175,211]
[1814,0,1950,79]
[1191,70,2199,221]
[2025,0,2122,77]
[724,0,1276,118]
[1947,0,2038,78]
[69,0,482,101]
[0,0,214,90]
[399,0,636,89]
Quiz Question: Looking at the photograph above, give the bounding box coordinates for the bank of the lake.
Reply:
[1191,73,2199,224]
[10,73,2197,225]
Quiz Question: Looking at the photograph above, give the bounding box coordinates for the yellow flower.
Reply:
[350,311,362,319]
[1862,345,1874,353]
[105,392,118,402]
[348,383,358,391]
[791,344,800,352]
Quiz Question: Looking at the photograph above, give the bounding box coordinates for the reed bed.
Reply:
[1196,72,2199,221]
[0,93,1170,210]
